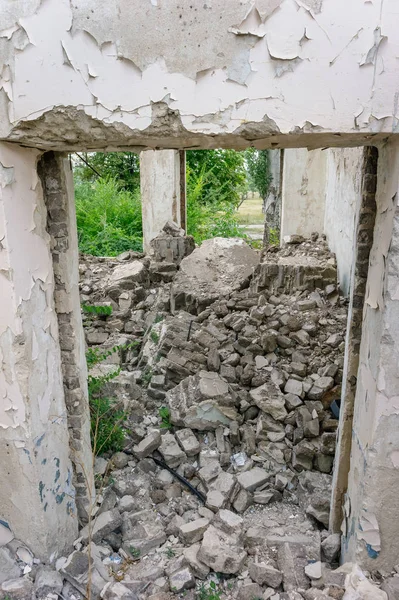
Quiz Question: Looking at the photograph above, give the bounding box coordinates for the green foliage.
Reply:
[150,329,160,344]
[186,166,247,244]
[90,396,125,456]
[86,344,130,455]
[75,177,143,256]
[128,546,141,560]
[197,581,221,600]
[75,152,140,193]
[164,547,176,559]
[186,149,246,207]
[141,367,153,388]
[159,406,172,429]
[82,304,113,316]
[269,227,280,246]
[245,149,272,200]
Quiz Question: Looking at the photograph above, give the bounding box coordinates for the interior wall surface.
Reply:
[324,148,364,296]
[343,141,399,571]
[0,142,78,560]
[0,0,399,150]
[280,148,327,240]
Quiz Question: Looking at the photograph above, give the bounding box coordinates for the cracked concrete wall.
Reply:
[38,152,94,522]
[280,148,327,240]
[0,0,399,150]
[0,142,78,560]
[324,148,364,296]
[141,150,181,252]
[342,140,399,570]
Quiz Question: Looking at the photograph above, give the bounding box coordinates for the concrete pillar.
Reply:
[38,152,94,521]
[140,149,181,252]
[280,148,327,241]
[342,141,399,571]
[263,149,283,242]
[330,147,377,533]
[0,143,78,560]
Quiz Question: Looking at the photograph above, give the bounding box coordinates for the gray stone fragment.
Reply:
[132,430,161,459]
[35,567,64,597]
[321,534,341,563]
[175,429,200,456]
[237,582,264,600]
[248,561,283,588]
[183,544,210,579]
[1,577,33,600]
[169,566,195,593]
[198,525,247,575]
[237,467,271,492]
[178,519,209,544]
[112,452,129,469]
[250,382,287,422]
[0,548,20,584]
[158,433,187,467]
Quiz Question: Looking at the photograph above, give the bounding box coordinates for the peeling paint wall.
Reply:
[343,141,399,570]
[0,0,399,150]
[38,152,94,521]
[280,148,327,240]
[0,142,78,560]
[324,148,364,295]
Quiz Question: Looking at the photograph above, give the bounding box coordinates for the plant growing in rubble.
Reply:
[86,344,130,455]
[150,329,160,344]
[82,303,113,316]
[197,581,221,600]
[159,406,172,429]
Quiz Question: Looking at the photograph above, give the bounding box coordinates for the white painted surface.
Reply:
[0,0,398,149]
[0,142,78,560]
[281,148,327,240]
[343,141,399,570]
[324,148,364,295]
[140,149,181,252]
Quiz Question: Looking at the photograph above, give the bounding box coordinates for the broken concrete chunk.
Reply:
[132,430,161,459]
[175,428,200,456]
[1,577,33,600]
[35,567,64,598]
[250,382,288,422]
[169,566,195,593]
[178,518,210,544]
[171,238,259,313]
[237,467,271,492]
[0,548,20,584]
[198,525,247,574]
[158,433,187,467]
[321,533,341,563]
[248,561,283,588]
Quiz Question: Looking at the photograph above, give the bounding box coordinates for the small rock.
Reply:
[249,561,283,588]
[132,430,161,459]
[1,577,33,600]
[305,561,322,580]
[237,467,271,492]
[112,452,129,469]
[175,429,200,456]
[169,567,195,593]
[35,568,64,597]
[321,534,341,563]
[178,519,210,544]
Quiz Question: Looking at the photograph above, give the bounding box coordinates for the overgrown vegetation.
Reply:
[159,406,172,429]
[82,303,113,316]
[87,344,128,455]
[73,149,273,255]
[197,580,221,600]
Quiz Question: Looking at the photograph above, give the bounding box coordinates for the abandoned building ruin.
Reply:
[1,0,399,598]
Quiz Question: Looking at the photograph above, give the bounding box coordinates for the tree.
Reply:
[245,149,272,200]
[74,152,140,194]
[186,149,247,207]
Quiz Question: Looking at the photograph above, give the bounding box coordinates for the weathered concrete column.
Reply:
[342,141,399,571]
[38,152,94,521]
[0,143,78,560]
[263,149,283,243]
[330,147,377,533]
[280,148,327,241]
[140,149,181,252]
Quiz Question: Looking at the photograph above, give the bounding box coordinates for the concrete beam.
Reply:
[0,143,78,560]
[140,149,182,252]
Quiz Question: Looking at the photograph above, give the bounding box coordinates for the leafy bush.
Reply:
[86,344,127,455]
[186,166,247,244]
[75,177,143,256]
[82,304,113,316]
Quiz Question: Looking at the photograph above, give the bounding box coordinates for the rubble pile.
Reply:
[1,230,391,600]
